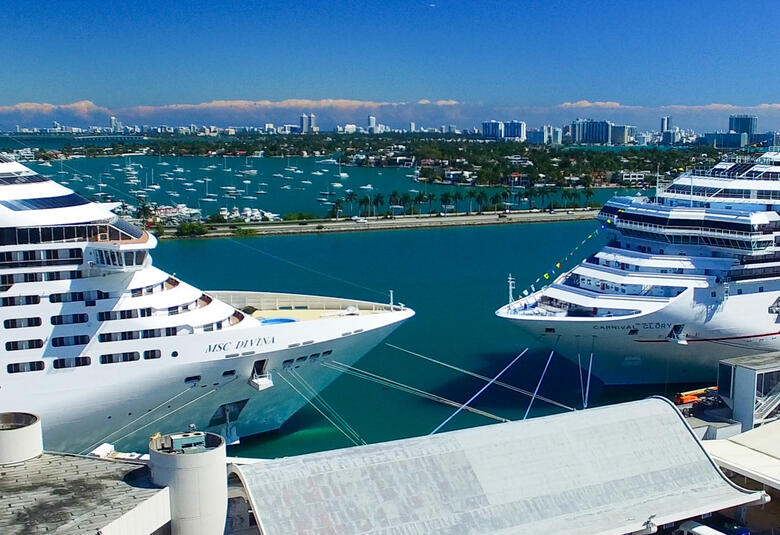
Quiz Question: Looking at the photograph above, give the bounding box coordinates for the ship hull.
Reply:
[3,307,413,453]
[501,287,780,385]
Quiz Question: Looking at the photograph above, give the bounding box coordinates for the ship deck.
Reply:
[208,290,404,323]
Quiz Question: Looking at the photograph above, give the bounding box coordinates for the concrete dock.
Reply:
[162,209,598,239]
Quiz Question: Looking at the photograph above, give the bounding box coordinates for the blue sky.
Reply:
[2,0,780,130]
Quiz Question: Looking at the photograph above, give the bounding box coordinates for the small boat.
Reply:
[359,184,374,190]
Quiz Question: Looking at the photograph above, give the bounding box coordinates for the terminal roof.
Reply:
[0,452,163,535]
[704,420,780,491]
[720,353,780,371]
[231,397,765,535]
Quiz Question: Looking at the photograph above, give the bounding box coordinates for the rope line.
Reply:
[385,343,574,412]
[430,347,530,435]
[288,368,366,445]
[276,371,361,446]
[109,387,218,445]
[322,360,508,423]
[78,386,194,455]
[523,337,561,420]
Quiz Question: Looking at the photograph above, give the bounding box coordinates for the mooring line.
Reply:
[385,343,574,412]
[287,369,366,445]
[430,347,530,435]
[276,372,361,447]
[322,360,508,423]
[523,336,561,420]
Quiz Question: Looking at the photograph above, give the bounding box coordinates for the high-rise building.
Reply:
[300,113,310,134]
[504,120,527,141]
[729,114,757,135]
[610,125,636,145]
[661,116,671,132]
[409,122,416,133]
[309,113,316,132]
[110,116,118,133]
[368,115,377,133]
[571,119,612,144]
[481,120,504,139]
[551,127,562,146]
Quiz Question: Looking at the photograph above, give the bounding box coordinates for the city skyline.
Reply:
[3,1,779,131]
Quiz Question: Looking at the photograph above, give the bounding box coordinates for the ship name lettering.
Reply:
[207,337,275,353]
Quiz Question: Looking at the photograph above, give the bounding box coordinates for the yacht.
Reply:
[497,148,780,385]
[0,154,414,452]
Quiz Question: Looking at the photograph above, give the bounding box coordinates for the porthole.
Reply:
[171,351,179,357]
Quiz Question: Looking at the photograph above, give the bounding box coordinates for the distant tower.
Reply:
[368,115,377,133]
[729,114,757,135]
[110,116,118,133]
[300,113,310,134]
[409,121,416,133]
[309,113,316,132]
[661,116,671,132]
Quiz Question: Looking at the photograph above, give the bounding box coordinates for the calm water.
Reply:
[26,156,641,219]
[152,223,694,458]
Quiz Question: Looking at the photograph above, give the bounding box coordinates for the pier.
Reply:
[161,209,598,239]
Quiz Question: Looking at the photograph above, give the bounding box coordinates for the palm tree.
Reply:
[426,192,437,214]
[582,184,595,208]
[359,195,371,217]
[414,191,425,214]
[329,199,343,219]
[453,189,464,214]
[525,187,538,209]
[490,192,503,211]
[466,188,477,214]
[440,192,452,213]
[388,190,400,207]
[345,191,358,215]
[372,193,385,218]
[400,192,412,215]
[476,190,488,213]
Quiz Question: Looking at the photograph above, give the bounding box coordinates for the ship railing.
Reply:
[208,290,404,313]
[613,219,767,239]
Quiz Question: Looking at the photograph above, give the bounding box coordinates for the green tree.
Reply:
[466,188,477,214]
[345,191,358,215]
[371,193,384,218]
[453,189,464,213]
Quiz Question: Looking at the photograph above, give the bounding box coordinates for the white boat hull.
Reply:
[500,285,780,385]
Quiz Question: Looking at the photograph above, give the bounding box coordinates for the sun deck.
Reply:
[208,290,406,323]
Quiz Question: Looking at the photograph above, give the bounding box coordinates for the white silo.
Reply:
[149,431,227,535]
[0,412,43,465]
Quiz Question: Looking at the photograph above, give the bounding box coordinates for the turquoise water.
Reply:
[152,223,695,459]
[26,156,641,219]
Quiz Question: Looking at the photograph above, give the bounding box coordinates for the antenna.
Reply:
[507,274,515,304]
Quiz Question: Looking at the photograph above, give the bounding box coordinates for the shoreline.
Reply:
[159,209,598,239]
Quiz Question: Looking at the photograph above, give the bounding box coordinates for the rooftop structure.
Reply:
[229,397,767,535]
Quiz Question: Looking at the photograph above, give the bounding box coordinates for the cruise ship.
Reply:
[497,148,780,385]
[0,154,414,453]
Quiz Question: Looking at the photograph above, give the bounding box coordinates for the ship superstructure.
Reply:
[497,148,780,384]
[0,155,413,452]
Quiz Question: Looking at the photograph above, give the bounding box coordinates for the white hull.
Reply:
[4,306,412,453]
[502,285,780,385]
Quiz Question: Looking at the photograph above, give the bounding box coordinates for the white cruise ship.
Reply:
[0,155,414,452]
[497,148,780,385]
